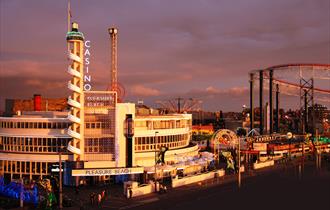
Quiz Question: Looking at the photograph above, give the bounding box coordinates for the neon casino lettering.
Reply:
[84,40,92,91]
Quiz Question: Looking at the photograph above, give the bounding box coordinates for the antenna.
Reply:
[67,0,72,56]
[67,0,71,32]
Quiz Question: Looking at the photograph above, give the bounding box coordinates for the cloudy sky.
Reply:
[0,0,329,111]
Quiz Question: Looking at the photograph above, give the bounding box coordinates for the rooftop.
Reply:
[12,111,69,119]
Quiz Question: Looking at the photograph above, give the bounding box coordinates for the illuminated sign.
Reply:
[253,143,268,151]
[84,92,116,107]
[71,167,144,176]
[84,40,92,91]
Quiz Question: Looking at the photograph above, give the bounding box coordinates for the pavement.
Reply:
[3,154,330,210]
[62,156,328,210]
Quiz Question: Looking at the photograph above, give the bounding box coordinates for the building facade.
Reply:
[0,109,198,183]
[0,22,199,184]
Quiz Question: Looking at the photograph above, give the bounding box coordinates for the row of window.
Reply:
[135,134,189,145]
[134,134,190,152]
[85,122,113,129]
[84,138,115,154]
[1,160,50,175]
[0,121,70,129]
[1,137,70,153]
[0,119,192,130]
[134,140,188,152]
[135,119,192,130]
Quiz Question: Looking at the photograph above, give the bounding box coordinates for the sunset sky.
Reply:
[0,0,329,111]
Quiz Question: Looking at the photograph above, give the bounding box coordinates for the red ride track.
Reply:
[273,78,330,94]
[251,63,330,94]
[266,63,330,70]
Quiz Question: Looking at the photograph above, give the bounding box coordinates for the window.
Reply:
[101,122,106,129]
[153,121,161,129]
[147,121,152,129]
[135,121,146,127]
[96,123,101,129]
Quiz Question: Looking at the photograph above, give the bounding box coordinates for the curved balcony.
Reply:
[68,53,82,63]
[67,66,82,78]
[67,142,81,155]
[67,128,81,140]
[68,97,81,109]
[68,81,82,94]
[68,114,81,124]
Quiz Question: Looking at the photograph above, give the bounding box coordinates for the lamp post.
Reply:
[58,146,67,209]
[237,104,245,188]
[238,137,241,188]
[59,147,63,209]
[154,131,159,192]
[211,131,218,167]
[20,178,23,208]
[242,104,246,127]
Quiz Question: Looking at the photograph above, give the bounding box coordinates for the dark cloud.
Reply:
[0,0,329,111]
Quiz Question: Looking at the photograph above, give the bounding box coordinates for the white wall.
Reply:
[115,103,135,167]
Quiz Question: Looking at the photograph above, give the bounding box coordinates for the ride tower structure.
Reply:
[108,28,118,95]
[66,22,85,161]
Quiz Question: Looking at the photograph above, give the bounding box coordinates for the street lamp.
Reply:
[154,131,159,192]
[237,137,241,188]
[58,146,67,209]
[211,131,219,167]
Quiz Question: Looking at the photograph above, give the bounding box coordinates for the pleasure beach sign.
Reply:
[71,167,144,176]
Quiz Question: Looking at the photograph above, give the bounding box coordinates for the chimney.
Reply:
[34,94,41,111]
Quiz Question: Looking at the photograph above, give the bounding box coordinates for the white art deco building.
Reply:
[0,23,199,185]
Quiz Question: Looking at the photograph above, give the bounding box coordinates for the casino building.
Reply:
[0,23,199,185]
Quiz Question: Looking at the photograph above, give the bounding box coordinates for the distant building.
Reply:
[192,124,214,135]
[5,94,67,116]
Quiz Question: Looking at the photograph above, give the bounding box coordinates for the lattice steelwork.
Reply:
[84,91,117,161]
[300,78,314,134]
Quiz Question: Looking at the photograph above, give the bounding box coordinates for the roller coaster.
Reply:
[248,63,330,135]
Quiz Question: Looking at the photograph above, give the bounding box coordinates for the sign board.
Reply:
[253,143,268,151]
[72,167,144,176]
[84,91,116,108]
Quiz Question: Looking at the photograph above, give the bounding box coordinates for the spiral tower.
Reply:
[66,22,85,161]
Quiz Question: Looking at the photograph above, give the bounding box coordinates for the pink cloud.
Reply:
[130,85,161,96]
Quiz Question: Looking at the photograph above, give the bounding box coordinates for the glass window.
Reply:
[147,121,152,129]
[96,123,101,129]
[154,121,161,129]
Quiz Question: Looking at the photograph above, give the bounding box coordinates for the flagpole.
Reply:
[67,0,71,56]
[67,0,71,32]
